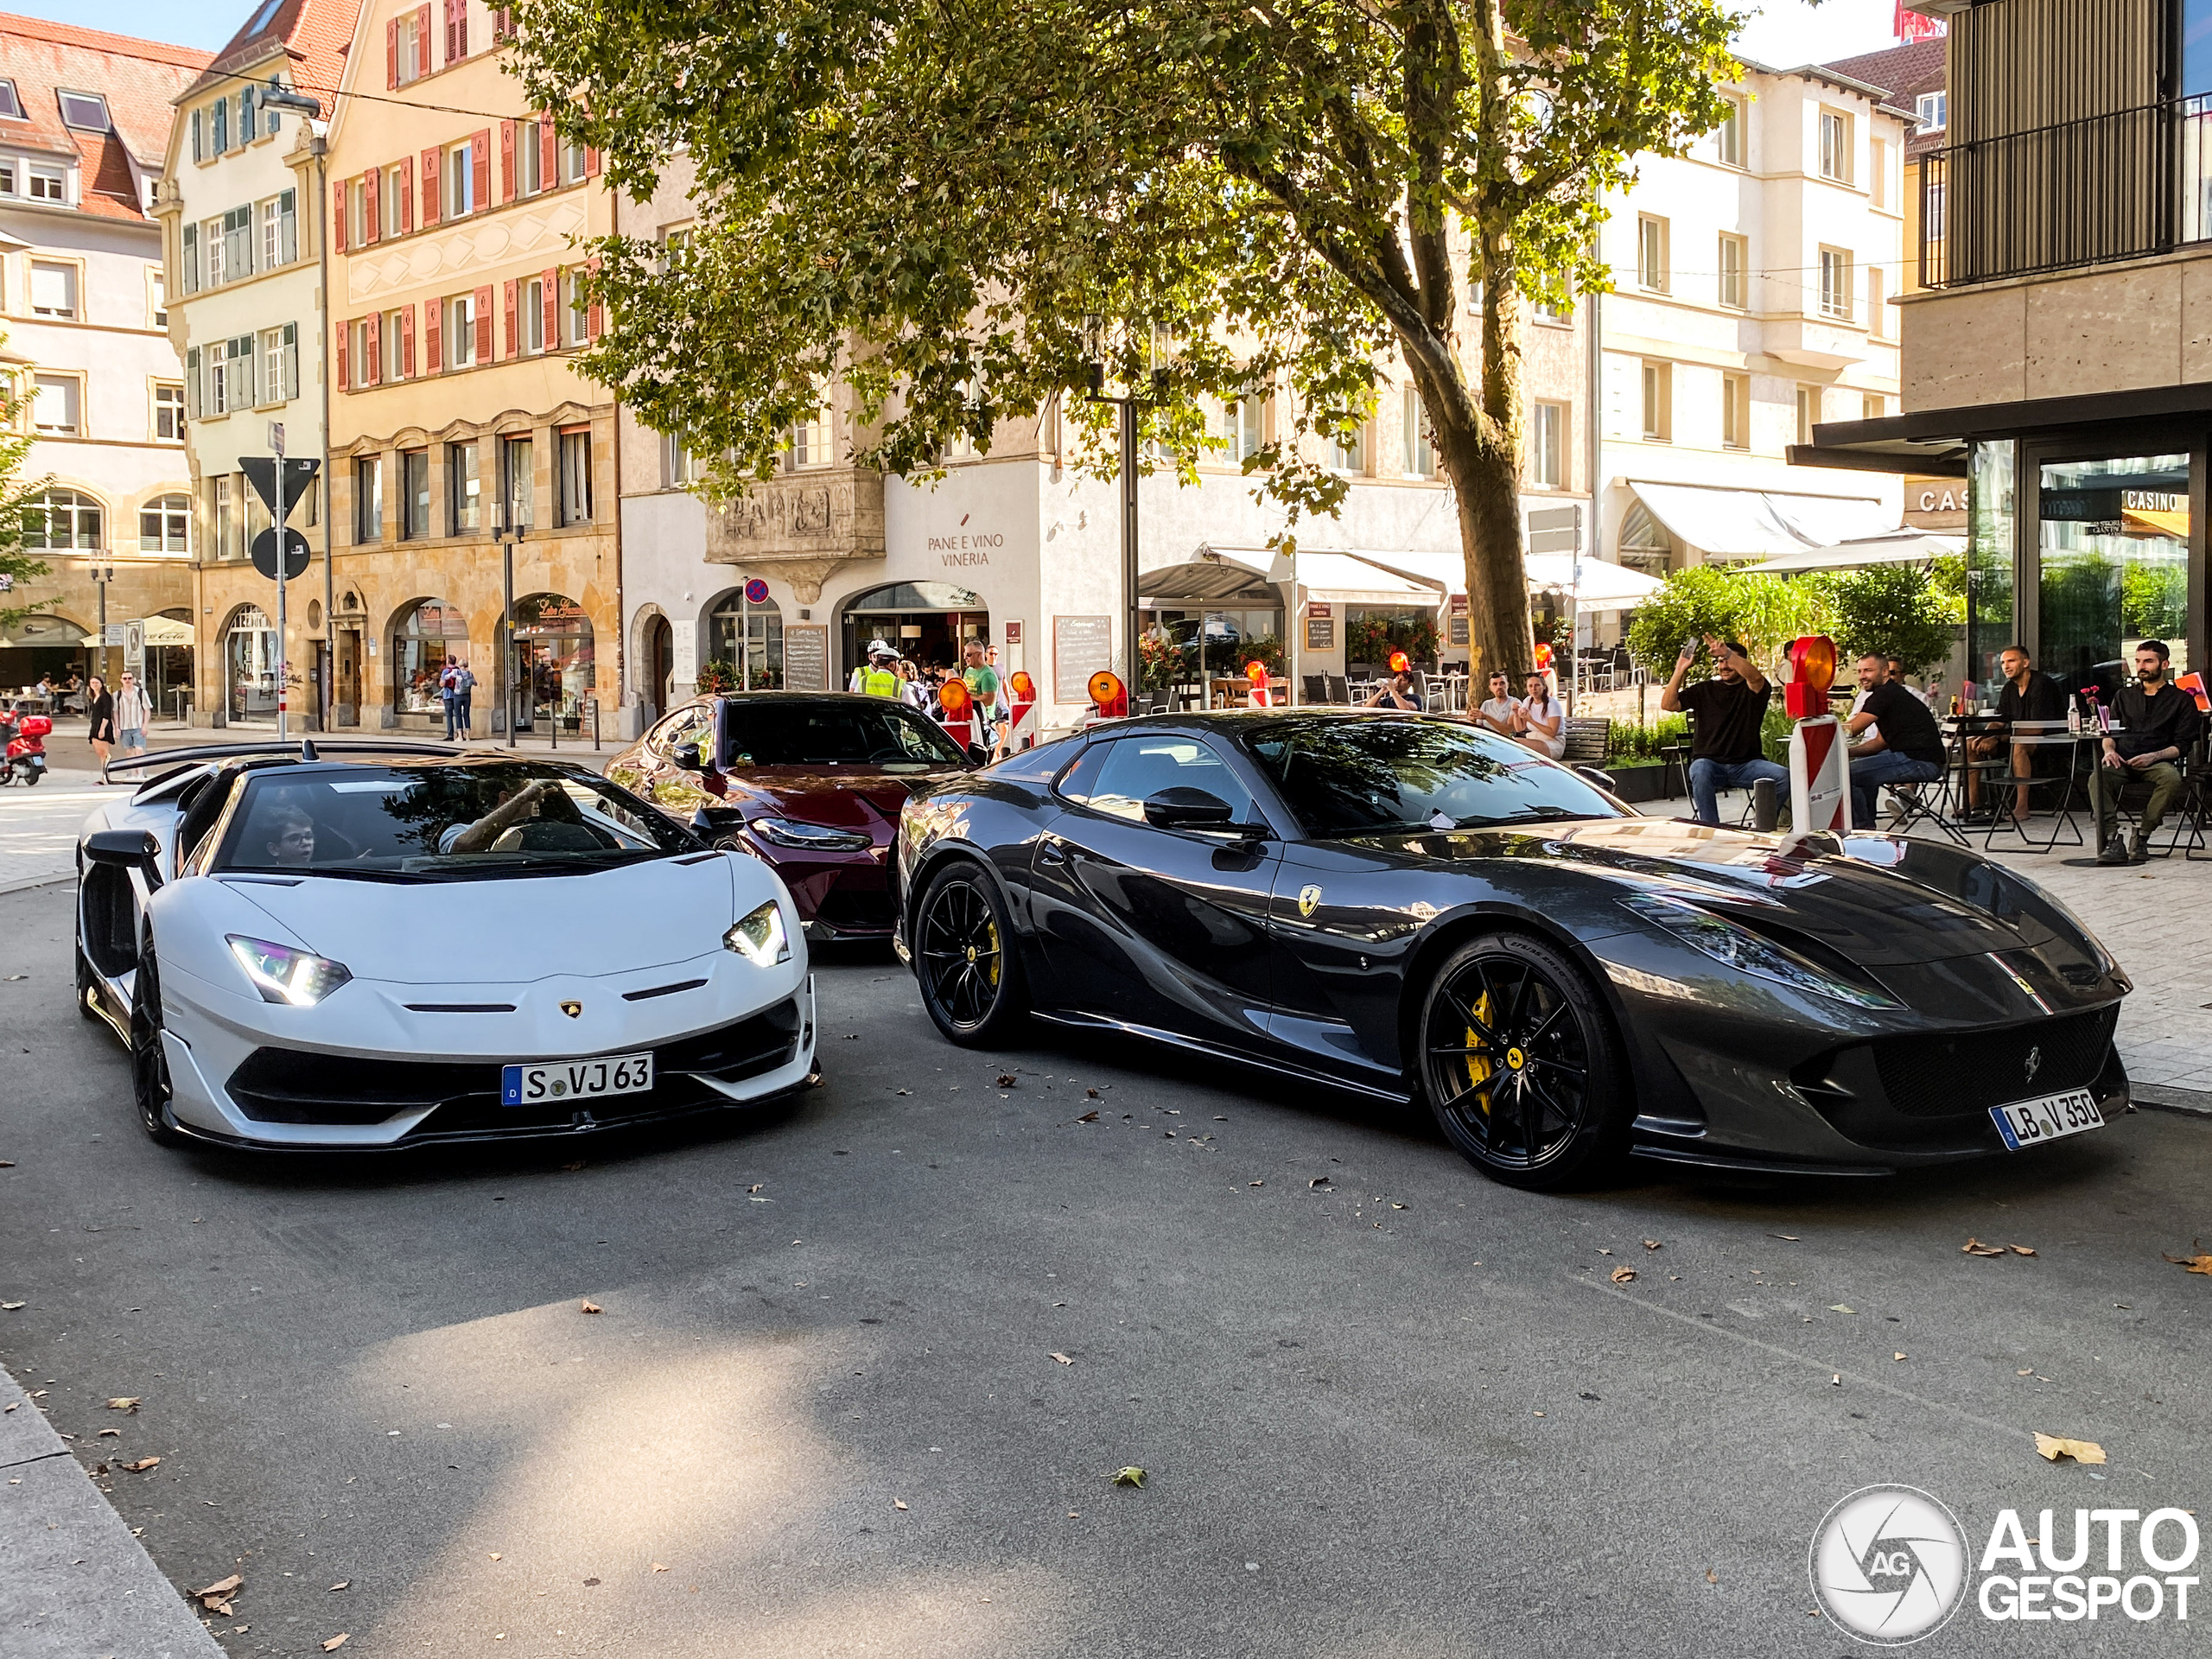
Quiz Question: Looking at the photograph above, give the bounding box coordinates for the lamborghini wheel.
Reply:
[128,939,186,1147]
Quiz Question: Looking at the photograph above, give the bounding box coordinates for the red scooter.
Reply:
[0,706,49,785]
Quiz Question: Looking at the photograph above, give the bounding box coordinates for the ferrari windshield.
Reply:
[211,761,701,880]
[1242,717,1626,837]
[721,699,969,772]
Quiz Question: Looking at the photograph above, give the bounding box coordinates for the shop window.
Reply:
[711,591,784,689]
[510,593,595,732]
[392,597,470,716]
[225,606,278,722]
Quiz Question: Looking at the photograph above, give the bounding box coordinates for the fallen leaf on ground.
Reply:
[1770,1234,1800,1242]
[1597,1248,1613,1255]
[330,1581,349,1591]
[582,1576,600,1586]
[2035,1433,2107,1465]
[2,1403,14,1413]
[1309,1176,1330,1188]
[995,1075,1017,1088]
[123,1457,160,1471]
[1643,1240,1662,1251]
[1892,1353,1907,1363]
[1112,1467,1146,1487]
[1962,1237,2006,1256]
[96,1427,118,1437]
[1249,1180,1263,1187]
[1706,1569,1719,1584]
[1051,1351,1073,1365]
[2163,1252,2212,1275]
[2009,1244,2037,1256]
[893,1499,909,1511]
[194,1574,242,1610]
[488,1554,502,1561]
[1610,1266,1637,1283]
[0,1160,13,1167]
[1076,1110,1099,1122]
[747,1184,764,1193]
[1086,1088,1099,1098]
[2018,1368,2034,1376]
[0,1301,22,1311]
[652,1562,669,1573]
[894,1088,911,1096]
[106,1397,139,1412]
[1830,1375,1842,1386]
[323,1636,348,1651]
[1829,1305,1856,1315]
[580,1300,602,1314]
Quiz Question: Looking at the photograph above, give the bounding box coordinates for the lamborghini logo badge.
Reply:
[561,1000,583,1019]
[1297,885,1323,918]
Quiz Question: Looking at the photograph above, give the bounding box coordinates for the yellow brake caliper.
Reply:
[1464,989,1493,1114]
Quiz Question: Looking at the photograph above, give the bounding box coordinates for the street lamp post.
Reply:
[1081,319,1167,703]
[491,503,524,747]
[89,559,115,686]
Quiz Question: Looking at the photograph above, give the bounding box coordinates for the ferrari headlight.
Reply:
[226,936,353,1007]
[724,900,791,966]
[1618,894,1899,1009]
[750,817,873,852]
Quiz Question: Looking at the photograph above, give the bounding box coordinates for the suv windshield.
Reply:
[211,761,701,880]
[721,699,969,772]
[1242,717,1624,837]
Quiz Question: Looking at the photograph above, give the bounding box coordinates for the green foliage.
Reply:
[505,0,1739,680]
[0,360,54,631]
[1346,612,1440,667]
[1826,563,1958,673]
[1345,614,1393,668]
[1240,634,1287,677]
[1624,566,1830,672]
[1605,713,1687,765]
[2121,559,2187,643]
[694,658,739,695]
[1138,632,1179,691]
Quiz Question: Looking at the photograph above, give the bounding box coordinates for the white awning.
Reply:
[1523,553,1665,612]
[0,614,90,648]
[1738,531,1967,575]
[1627,480,1896,561]
[137,615,194,647]
[1277,550,1446,607]
[1138,543,1277,605]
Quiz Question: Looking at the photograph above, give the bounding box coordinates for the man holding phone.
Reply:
[1661,635,1788,825]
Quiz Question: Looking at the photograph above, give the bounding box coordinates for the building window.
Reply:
[1530,400,1565,487]
[27,163,65,203]
[263,323,299,402]
[1718,233,1746,309]
[1916,91,1946,134]
[54,89,106,133]
[561,137,588,185]
[1715,94,1745,167]
[384,165,407,238]
[1532,295,1573,325]
[664,429,702,486]
[394,10,423,83]
[211,97,230,154]
[563,270,588,346]
[1329,422,1366,475]
[1722,372,1751,450]
[1819,110,1853,182]
[1870,138,1890,209]
[1818,247,1853,319]
[400,448,429,539]
[1640,361,1670,442]
[261,189,297,268]
[1637,215,1669,292]
[787,397,833,468]
[22,487,100,549]
[444,0,469,63]
[139,493,189,553]
[1402,385,1433,477]
[501,435,533,529]
[0,80,22,120]
[211,474,236,558]
[518,118,543,194]
[1796,385,1819,445]
[1861,392,1886,421]
[1214,392,1266,462]
[346,178,367,250]
[154,381,185,441]
[383,309,410,383]
[522,276,545,353]
[448,441,481,533]
[354,455,383,543]
[0,160,15,195]
[32,374,80,435]
[558,429,593,524]
[447,293,476,370]
[149,273,167,328]
[1867,265,1887,338]
[446,143,475,219]
[29,261,76,318]
[1925,180,1948,244]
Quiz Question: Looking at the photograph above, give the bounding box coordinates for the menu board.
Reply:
[782,624,829,691]
[1053,615,1113,703]
[1305,615,1335,651]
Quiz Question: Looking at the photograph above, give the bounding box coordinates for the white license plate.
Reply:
[1989,1087,2105,1151]
[501,1052,654,1107]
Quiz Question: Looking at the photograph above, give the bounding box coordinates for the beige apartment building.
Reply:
[322,0,616,736]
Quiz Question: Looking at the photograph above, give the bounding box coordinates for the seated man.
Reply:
[2089,639,2202,863]
[1845,653,1947,825]
[1967,643,2065,822]
[1471,671,1516,736]
[1660,635,1787,826]
[1365,670,1423,711]
[1514,671,1566,759]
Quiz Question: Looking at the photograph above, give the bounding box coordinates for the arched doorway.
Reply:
[509,593,594,733]
[391,598,471,724]
[839,582,987,685]
[641,613,673,721]
[709,589,783,689]
[221,605,278,723]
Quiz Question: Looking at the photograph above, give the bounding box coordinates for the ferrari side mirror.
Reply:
[1143,787,1236,830]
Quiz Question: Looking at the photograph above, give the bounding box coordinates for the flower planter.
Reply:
[1598,762,1670,804]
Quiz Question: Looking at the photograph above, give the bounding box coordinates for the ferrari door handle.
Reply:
[1037,838,1068,867]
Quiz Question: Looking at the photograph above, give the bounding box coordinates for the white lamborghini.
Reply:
[76,741,817,1149]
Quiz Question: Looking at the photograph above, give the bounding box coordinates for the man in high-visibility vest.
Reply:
[849,640,902,698]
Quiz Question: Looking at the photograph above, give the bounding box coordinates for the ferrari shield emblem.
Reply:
[560,1000,583,1019]
[1297,885,1323,918]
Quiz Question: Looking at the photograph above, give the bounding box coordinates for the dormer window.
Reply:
[0,81,23,121]
[57,91,109,132]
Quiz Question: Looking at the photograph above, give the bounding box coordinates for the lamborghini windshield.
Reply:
[1242,716,1625,837]
[210,761,702,880]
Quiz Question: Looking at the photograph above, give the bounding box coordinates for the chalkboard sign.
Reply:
[1054,615,1113,703]
[1448,613,1470,646]
[1305,615,1335,651]
[783,624,829,690]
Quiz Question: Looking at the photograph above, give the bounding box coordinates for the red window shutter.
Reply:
[415,4,431,77]
[442,0,457,63]
[402,306,416,378]
[331,181,347,253]
[471,130,490,211]
[542,268,558,347]
[398,170,411,234]
[364,311,381,386]
[337,322,349,391]
[421,148,441,226]
[474,283,493,362]
[454,0,467,60]
[363,169,380,245]
[585,145,601,178]
[499,119,515,202]
[423,299,441,375]
[502,278,518,359]
[586,256,604,339]
[539,116,556,190]
[385,16,398,88]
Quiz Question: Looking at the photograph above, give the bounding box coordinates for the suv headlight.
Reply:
[1618,893,1899,1009]
[724,900,791,966]
[226,936,353,1006]
[750,817,873,852]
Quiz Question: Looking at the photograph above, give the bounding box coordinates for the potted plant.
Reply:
[694,658,739,694]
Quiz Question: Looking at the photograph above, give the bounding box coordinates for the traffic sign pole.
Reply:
[272,423,288,741]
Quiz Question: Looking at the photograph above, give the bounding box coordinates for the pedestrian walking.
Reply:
[114,671,151,760]
[453,659,476,738]
[439,656,461,741]
[85,673,115,781]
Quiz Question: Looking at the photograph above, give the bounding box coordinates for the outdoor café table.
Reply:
[1939,713,2006,823]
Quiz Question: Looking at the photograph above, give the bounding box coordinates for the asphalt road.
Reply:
[2,877,2209,1658]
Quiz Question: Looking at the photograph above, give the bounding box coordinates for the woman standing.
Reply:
[114,671,151,761]
[85,673,116,782]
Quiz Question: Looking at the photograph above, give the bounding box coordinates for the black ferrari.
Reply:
[891,710,2131,1188]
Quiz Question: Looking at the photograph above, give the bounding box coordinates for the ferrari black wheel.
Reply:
[1418,931,1626,1190]
[913,863,1027,1046]
[128,941,186,1147]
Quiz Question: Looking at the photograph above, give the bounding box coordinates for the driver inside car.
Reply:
[263,806,316,868]
[439,777,608,855]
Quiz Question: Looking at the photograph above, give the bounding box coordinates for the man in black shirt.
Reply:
[1967,643,2067,821]
[1845,654,1947,826]
[2090,639,2201,863]
[1661,635,1787,824]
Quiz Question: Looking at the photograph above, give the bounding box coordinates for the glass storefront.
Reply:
[1966,440,2016,696]
[224,606,279,723]
[511,592,594,732]
[840,582,987,682]
[1143,607,1284,683]
[392,597,472,717]
[2037,453,2190,697]
[710,593,784,689]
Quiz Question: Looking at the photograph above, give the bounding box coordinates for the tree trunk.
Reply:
[1434,410,1533,685]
